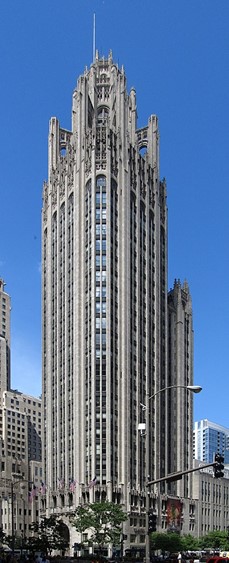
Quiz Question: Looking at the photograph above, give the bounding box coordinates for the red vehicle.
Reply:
[206,558,229,563]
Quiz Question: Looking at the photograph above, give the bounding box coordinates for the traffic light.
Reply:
[148,510,157,532]
[214,453,224,478]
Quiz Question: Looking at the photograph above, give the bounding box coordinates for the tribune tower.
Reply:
[41,52,193,547]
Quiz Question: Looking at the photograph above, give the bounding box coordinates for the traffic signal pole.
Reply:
[147,459,224,487]
[214,454,224,478]
[144,460,224,563]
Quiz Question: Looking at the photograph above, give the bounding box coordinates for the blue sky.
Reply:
[0,0,228,426]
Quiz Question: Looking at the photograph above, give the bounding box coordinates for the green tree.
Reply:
[150,532,183,555]
[71,501,127,555]
[199,531,229,551]
[180,534,201,551]
[29,516,69,555]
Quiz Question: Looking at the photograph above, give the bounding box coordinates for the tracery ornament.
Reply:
[85,130,92,176]
[59,180,65,200]
[52,182,57,206]
[95,126,107,167]
[42,181,49,223]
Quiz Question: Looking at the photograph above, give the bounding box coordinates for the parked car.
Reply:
[206,557,229,563]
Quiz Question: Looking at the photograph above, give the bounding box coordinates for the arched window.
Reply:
[97,107,109,126]
[96,175,106,190]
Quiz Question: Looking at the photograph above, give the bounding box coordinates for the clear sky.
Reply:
[0,0,228,426]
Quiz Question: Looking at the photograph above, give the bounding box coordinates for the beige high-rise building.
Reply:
[0,281,42,544]
[41,52,194,552]
[1,390,42,463]
[0,390,42,541]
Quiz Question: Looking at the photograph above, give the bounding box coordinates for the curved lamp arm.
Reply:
[148,384,202,402]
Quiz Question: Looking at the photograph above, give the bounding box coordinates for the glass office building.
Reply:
[193,419,229,464]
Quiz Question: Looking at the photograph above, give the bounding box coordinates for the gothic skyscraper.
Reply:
[42,52,193,548]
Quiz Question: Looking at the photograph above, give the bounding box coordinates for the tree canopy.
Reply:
[150,530,229,555]
[150,532,183,554]
[180,534,200,551]
[199,531,229,550]
[71,501,127,552]
[29,516,69,555]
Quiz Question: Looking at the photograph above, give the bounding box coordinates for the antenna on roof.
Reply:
[93,13,96,62]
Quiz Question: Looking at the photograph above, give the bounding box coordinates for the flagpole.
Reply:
[93,13,96,62]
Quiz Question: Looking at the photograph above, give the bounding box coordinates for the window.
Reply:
[97,107,109,126]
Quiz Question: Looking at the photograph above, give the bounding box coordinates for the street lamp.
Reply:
[11,477,27,557]
[4,476,32,557]
[144,384,202,563]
